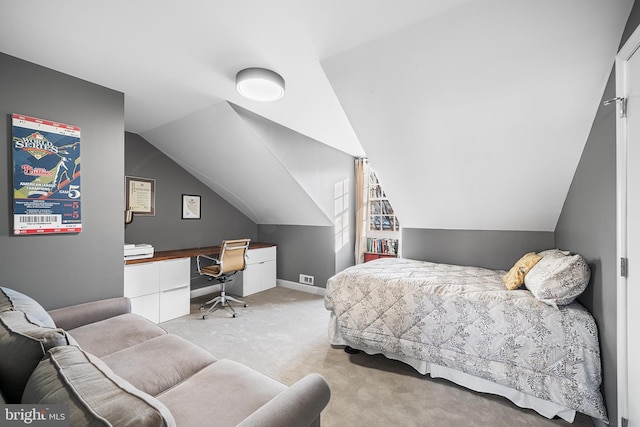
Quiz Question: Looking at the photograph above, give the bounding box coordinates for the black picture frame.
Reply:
[181,194,201,219]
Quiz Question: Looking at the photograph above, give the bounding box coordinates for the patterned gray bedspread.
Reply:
[325,258,607,421]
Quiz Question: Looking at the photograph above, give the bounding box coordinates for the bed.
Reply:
[324,253,607,423]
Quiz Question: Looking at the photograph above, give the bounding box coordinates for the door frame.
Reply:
[616,23,640,427]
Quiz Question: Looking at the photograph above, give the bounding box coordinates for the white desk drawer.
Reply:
[261,259,277,292]
[125,258,189,324]
[159,285,190,322]
[159,258,190,291]
[124,263,159,297]
[232,248,277,297]
[245,246,276,265]
[129,293,160,324]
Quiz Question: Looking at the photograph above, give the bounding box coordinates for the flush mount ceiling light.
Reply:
[236,67,285,102]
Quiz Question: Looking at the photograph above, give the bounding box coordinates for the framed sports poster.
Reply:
[12,113,82,235]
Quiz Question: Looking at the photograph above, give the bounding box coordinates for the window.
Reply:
[334,178,350,252]
[365,169,400,257]
[368,172,400,232]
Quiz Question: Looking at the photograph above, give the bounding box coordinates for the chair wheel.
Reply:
[232,313,237,318]
[202,315,206,320]
[199,305,204,310]
[243,304,248,307]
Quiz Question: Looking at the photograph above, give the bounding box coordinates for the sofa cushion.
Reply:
[0,286,56,327]
[49,297,131,331]
[22,346,176,427]
[0,311,71,403]
[157,359,287,427]
[66,313,167,357]
[101,334,217,396]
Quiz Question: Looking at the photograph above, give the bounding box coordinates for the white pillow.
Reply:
[525,253,590,307]
[537,249,571,259]
[0,287,56,328]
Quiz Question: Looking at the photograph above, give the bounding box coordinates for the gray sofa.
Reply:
[0,287,331,426]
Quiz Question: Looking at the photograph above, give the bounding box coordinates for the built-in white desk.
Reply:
[124,243,276,323]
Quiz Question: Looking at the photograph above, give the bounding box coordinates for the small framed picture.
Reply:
[182,194,201,220]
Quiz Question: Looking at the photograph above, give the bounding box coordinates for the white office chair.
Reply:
[196,238,250,318]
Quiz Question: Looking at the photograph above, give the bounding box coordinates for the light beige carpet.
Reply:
[161,287,594,427]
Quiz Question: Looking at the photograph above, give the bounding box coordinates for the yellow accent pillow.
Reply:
[503,252,543,290]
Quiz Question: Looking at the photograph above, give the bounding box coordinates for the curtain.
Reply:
[354,158,368,264]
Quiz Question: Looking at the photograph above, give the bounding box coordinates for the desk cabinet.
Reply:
[227,246,277,297]
[124,258,190,323]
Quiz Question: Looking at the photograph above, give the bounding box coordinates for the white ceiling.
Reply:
[1,0,634,231]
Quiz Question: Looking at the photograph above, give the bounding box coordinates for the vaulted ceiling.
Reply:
[1,1,633,231]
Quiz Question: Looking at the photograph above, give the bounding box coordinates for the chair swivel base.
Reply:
[200,293,248,318]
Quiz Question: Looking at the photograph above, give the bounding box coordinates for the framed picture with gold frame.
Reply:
[125,176,155,216]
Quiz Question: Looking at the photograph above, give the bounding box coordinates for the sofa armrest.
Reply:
[48,297,131,331]
[237,373,330,427]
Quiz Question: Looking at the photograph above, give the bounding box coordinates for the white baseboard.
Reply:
[191,280,325,298]
[190,283,221,298]
[277,279,326,296]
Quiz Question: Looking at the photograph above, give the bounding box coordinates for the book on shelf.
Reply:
[367,238,398,255]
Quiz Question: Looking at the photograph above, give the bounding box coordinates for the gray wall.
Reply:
[335,233,355,278]
[555,70,618,426]
[124,132,257,250]
[258,224,335,288]
[555,4,640,425]
[0,53,125,310]
[402,228,554,271]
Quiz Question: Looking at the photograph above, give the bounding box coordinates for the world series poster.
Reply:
[12,113,82,235]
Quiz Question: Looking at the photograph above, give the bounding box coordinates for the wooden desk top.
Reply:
[125,242,276,265]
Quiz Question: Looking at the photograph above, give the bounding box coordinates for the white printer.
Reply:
[124,243,154,261]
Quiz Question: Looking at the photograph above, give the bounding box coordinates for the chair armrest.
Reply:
[48,297,131,331]
[196,254,220,273]
[237,373,331,427]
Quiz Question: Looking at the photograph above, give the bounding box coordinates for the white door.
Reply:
[617,26,640,427]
